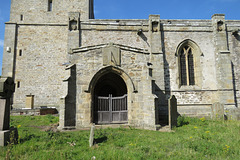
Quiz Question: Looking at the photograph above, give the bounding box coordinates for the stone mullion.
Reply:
[185,51,190,86]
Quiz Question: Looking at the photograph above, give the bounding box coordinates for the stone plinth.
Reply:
[0,128,18,146]
[226,108,240,120]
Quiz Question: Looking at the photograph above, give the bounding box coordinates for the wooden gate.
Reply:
[97,94,128,124]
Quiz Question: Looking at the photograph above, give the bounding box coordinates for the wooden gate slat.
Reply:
[97,94,127,123]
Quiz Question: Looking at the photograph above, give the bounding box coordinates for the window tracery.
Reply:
[179,45,195,86]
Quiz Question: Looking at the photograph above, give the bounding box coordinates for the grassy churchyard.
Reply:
[0,115,239,160]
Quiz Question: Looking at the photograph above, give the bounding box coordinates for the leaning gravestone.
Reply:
[0,77,18,146]
[89,124,95,147]
[168,95,178,129]
[211,102,224,120]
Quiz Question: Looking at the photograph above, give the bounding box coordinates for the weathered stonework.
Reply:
[2,0,240,130]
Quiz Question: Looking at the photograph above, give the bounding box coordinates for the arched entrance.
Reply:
[93,72,128,124]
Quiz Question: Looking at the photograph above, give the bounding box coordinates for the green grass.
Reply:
[0,115,239,160]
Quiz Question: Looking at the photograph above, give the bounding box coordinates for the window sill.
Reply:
[179,85,201,91]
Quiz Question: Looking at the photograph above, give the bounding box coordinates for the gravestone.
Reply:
[211,102,224,120]
[89,124,95,147]
[168,95,178,129]
[0,77,18,146]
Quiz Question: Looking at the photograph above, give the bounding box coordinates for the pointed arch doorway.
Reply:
[93,72,128,124]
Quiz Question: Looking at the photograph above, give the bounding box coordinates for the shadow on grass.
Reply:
[177,121,189,127]
[20,134,41,143]
[94,136,107,144]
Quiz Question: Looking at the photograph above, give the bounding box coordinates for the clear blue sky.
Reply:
[0,0,240,75]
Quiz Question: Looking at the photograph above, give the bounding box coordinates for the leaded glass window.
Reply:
[180,51,187,85]
[179,46,195,86]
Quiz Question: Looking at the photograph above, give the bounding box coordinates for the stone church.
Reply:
[2,0,240,130]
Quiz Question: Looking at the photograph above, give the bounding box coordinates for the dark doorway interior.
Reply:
[94,73,127,97]
[93,72,128,124]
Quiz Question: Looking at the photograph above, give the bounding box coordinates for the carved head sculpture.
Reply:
[69,17,78,31]
[217,21,224,32]
[152,21,159,32]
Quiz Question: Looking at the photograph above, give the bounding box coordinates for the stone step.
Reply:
[226,108,240,120]
[158,125,174,132]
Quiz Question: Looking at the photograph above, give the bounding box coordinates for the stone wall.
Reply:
[3,0,94,109]
[10,0,93,23]
[13,25,69,108]
[2,23,17,77]
[229,28,240,107]
[77,18,239,118]
[5,17,239,114]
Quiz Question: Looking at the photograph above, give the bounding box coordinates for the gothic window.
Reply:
[179,46,195,86]
[48,0,53,11]
[177,39,202,88]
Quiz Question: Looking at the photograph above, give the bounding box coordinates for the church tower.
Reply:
[2,0,94,108]
[8,0,94,24]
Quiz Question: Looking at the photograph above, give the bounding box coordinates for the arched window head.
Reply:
[176,39,203,88]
